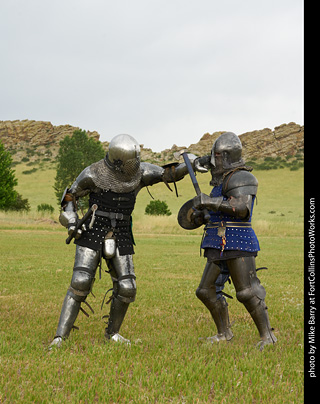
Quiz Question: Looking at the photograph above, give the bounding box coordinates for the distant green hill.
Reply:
[11,162,303,239]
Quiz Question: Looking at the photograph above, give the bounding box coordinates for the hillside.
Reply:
[0,119,304,164]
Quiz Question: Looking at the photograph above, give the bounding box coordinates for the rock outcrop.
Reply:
[181,122,304,160]
[240,122,304,160]
[0,120,100,162]
[0,119,304,164]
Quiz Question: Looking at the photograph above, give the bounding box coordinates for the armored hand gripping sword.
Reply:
[175,150,210,229]
[66,204,98,244]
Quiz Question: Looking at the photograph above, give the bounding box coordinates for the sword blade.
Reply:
[182,152,201,195]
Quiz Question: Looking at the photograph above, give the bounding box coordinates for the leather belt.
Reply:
[205,221,252,228]
[95,210,131,222]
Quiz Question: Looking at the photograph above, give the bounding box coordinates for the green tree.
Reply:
[54,130,105,205]
[0,140,18,210]
[145,199,172,216]
[6,192,30,212]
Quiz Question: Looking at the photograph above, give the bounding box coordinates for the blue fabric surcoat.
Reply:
[201,184,260,254]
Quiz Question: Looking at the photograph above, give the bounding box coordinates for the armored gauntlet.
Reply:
[59,189,82,239]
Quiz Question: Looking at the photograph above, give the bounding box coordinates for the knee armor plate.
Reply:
[68,267,95,302]
[115,274,137,303]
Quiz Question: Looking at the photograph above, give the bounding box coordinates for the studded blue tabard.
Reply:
[201,184,260,256]
[75,189,136,256]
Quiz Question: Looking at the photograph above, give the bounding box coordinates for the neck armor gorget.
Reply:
[90,159,142,193]
[210,165,252,186]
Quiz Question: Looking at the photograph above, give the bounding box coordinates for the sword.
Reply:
[181,151,201,195]
[175,150,210,222]
[65,203,98,244]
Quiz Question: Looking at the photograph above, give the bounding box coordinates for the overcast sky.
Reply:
[1,0,303,152]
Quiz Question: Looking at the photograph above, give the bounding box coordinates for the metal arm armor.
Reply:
[218,195,253,220]
[140,162,164,187]
[219,170,258,220]
[59,167,97,227]
[194,169,258,220]
[140,155,198,188]
[68,166,98,198]
[161,154,199,183]
[59,187,78,227]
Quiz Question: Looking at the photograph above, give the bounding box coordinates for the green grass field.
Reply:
[0,165,304,403]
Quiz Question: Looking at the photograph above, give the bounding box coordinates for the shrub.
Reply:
[145,200,172,216]
[22,168,38,175]
[248,153,304,171]
[6,193,30,212]
[37,203,54,214]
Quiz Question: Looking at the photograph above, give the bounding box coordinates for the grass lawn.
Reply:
[0,166,304,403]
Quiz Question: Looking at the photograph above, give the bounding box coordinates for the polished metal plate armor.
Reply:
[52,133,199,347]
[103,232,117,258]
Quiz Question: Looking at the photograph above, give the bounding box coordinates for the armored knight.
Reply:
[50,134,201,348]
[178,132,277,349]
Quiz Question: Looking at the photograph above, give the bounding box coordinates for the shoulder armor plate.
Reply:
[223,169,258,197]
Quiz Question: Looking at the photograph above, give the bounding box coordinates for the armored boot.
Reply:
[243,297,277,350]
[196,287,234,343]
[196,261,233,343]
[228,257,277,349]
[206,297,234,342]
[49,294,81,349]
[105,296,131,344]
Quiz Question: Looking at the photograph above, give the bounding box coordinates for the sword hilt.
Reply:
[65,204,98,244]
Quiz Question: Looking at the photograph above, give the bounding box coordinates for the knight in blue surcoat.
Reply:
[181,132,277,349]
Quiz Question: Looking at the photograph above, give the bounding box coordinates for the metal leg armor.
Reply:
[104,251,136,344]
[215,260,231,300]
[227,257,277,349]
[50,246,100,347]
[196,261,233,342]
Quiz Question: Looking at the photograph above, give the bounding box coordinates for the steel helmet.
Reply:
[106,134,141,178]
[210,132,244,173]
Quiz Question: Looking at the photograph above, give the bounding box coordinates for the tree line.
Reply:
[0,130,105,212]
[0,129,304,213]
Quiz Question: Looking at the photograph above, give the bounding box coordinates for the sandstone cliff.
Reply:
[0,119,304,164]
[0,120,100,163]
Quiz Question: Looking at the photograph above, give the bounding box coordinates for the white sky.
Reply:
[0,0,304,152]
